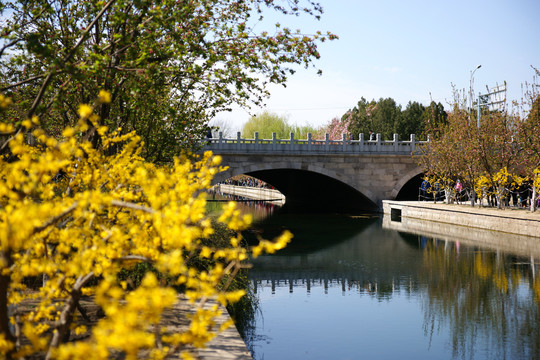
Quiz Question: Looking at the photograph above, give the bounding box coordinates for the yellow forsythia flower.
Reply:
[21,119,33,129]
[0,334,14,353]
[98,90,112,104]
[0,94,12,109]
[0,122,15,133]
[78,104,93,119]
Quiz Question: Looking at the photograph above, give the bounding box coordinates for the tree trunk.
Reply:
[531,182,537,212]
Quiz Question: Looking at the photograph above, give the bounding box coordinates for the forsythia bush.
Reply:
[0,94,291,359]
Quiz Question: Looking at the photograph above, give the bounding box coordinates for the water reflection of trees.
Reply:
[421,239,540,359]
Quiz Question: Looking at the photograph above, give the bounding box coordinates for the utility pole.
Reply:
[477,91,481,128]
[469,65,482,123]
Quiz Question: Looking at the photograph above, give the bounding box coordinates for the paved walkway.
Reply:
[16,294,252,359]
[162,296,252,360]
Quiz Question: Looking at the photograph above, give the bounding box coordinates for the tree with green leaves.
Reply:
[422,101,448,140]
[344,97,429,141]
[241,111,290,139]
[372,97,401,139]
[0,0,337,161]
[397,101,425,140]
[241,110,318,139]
[343,97,374,139]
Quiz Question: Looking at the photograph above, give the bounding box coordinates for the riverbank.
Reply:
[382,200,540,258]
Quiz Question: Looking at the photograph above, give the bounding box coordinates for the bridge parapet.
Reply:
[205,132,426,155]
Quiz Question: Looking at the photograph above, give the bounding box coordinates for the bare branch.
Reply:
[116,255,153,262]
[46,272,94,359]
[33,202,78,234]
[0,38,22,58]
[110,200,155,214]
[74,272,95,290]
[0,126,23,154]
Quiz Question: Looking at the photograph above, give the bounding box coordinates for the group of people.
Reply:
[219,176,274,189]
[419,179,539,208]
[419,180,444,202]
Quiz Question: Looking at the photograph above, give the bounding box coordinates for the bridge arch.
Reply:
[215,163,379,213]
[391,168,424,199]
[215,161,378,202]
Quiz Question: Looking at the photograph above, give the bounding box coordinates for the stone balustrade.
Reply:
[204,132,427,155]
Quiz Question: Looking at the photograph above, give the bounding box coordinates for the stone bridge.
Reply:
[203,132,427,212]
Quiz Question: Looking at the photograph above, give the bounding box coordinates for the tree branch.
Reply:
[46,272,94,360]
[27,0,117,119]
[33,202,78,234]
[116,255,153,262]
[110,200,155,214]
[0,38,22,58]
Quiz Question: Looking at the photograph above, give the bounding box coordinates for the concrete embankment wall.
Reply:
[215,184,285,203]
[382,200,540,258]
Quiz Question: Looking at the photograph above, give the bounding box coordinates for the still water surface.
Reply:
[239,209,540,360]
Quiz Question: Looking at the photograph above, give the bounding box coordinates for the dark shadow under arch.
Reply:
[395,173,424,201]
[246,168,378,214]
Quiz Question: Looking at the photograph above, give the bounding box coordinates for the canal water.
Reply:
[237,207,540,360]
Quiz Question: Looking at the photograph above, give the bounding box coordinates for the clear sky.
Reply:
[213,0,540,133]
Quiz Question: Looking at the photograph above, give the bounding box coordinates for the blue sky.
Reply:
[214,0,540,133]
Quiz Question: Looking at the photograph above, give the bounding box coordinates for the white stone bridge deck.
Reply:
[205,132,426,155]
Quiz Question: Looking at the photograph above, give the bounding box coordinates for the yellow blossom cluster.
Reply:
[473,167,525,206]
[0,93,291,358]
[424,166,533,208]
[0,94,12,109]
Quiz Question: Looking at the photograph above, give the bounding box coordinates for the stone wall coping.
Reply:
[204,132,426,155]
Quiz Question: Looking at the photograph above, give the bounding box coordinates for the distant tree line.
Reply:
[237,98,447,141]
[342,97,447,141]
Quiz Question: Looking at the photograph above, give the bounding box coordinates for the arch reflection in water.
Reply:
[245,213,540,360]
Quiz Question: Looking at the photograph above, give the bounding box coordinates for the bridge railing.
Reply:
[203,132,427,155]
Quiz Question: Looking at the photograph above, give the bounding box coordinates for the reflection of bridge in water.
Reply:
[251,273,416,296]
[248,220,426,296]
